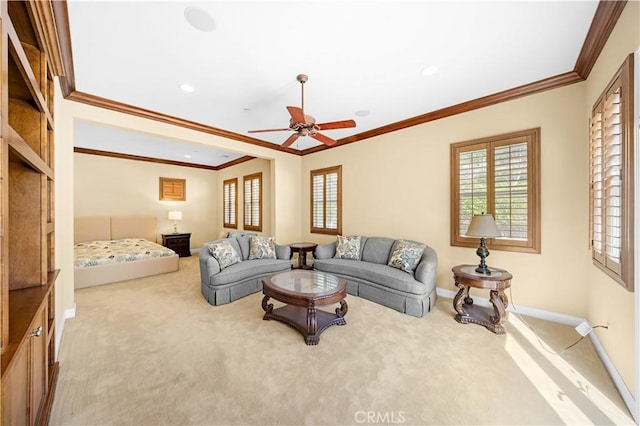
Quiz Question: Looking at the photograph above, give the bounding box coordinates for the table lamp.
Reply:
[168,210,182,233]
[466,213,502,274]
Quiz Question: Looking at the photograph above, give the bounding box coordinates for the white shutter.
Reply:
[458,148,487,236]
[602,88,622,274]
[590,110,604,262]
[494,142,528,240]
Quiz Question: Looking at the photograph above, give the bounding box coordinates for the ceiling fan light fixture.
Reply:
[184,6,215,32]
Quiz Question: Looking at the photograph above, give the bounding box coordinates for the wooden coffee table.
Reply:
[262,270,348,345]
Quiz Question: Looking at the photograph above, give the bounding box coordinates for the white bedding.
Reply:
[74,238,176,268]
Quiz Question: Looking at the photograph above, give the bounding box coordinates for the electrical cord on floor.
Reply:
[507,285,608,356]
[560,325,609,355]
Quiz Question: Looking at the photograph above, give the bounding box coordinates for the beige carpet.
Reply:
[49,256,634,425]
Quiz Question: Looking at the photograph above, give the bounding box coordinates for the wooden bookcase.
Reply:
[0,2,63,425]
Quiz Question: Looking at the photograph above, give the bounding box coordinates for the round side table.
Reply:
[451,264,512,334]
[289,242,318,270]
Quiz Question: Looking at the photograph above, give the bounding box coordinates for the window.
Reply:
[589,54,634,291]
[159,177,185,201]
[223,178,237,229]
[311,166,342,235]
[243,173,262,232]
[451,128,541,253]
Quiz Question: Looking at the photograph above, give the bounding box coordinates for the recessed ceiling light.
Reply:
[179,83,195,93]
[421,66,439,76]
[355,110,370,117]
[220,154,230,158]
[184,154,192,158]
[184,7,215,32]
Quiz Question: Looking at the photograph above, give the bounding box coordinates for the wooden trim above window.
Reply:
[159,177,185,201]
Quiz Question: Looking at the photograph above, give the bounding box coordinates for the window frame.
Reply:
[589,53,634,291]
[450,128,541,253]
[310,165,342,236]
[243,172,262,232]
[222,178,238,229]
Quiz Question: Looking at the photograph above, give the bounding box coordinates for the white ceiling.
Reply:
[66,0,599,167]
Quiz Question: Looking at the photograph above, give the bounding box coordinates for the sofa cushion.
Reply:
[361,237,395,265]
[235,235,252,260]
[249,236,276,260]
[207,240,241,269]
[388,240,426,273]
[313,259,426,295]
[209,259,291,286]
[335,235,361,260]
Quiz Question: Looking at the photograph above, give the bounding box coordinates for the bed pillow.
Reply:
[387,240,426,274]
[334,235,361,260]
[248,236,276,260]
[207,240,241,269]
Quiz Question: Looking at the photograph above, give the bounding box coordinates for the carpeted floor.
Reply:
[49,256,634,425]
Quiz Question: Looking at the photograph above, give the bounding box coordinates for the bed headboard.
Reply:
[74,215,158,244]
[111,216,157,242]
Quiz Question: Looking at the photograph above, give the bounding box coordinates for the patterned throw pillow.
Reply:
[334,235,361,260]
[248,236,276,260]
[207,240,241,269]
[387,240,426,274]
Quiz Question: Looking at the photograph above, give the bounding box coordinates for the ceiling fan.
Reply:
[248,74,356,147]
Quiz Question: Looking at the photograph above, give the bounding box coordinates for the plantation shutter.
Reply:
[590,109,604,264]
[312,174,324,229]
[494,142,528,240]
[602,87,622,274]
[458,148,487,236]
[243,173,262,232]
[451,128,539,253]
[223,179,237,228]
[588,54,633,291]
[310,166,342,235]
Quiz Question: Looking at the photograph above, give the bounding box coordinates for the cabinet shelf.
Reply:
[1,271,57,376]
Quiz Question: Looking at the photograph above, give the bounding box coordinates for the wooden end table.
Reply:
[161,232,192,257]
[289,242,318,270]
[262,270,347,345]
[452,264,512,334]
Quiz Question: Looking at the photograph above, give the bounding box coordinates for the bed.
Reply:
[74,215,180,289]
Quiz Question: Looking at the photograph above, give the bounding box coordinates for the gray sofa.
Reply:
[313,237,437,317]
[199,233,292,306]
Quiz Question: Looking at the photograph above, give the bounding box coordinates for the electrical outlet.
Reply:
[575,321,593,337]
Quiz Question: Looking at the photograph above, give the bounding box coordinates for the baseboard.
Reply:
[56,304,77,358]
[436,287,637,422]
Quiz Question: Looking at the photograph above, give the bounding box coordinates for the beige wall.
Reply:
[74,152,219,248]
[300,0,639,399]
[584,0,639,398]
[55,101,303,357]
[55,0,638,405]
[303,82,589,316]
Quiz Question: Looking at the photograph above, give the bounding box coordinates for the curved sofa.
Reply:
[199,233,292,306]
[313,236,437,318]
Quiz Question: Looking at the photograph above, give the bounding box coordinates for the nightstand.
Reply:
[162,233,192,257]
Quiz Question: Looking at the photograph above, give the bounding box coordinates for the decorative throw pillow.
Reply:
[207,240,241,269]
[387,240,426,274]
[248,236,276,260]
[334,235,361,260]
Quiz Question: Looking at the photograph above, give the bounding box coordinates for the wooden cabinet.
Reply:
[0,1,63,425]
[162,233,192,257]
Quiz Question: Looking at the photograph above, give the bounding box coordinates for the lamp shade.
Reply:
[168,210,182,221]
[466,214,502,238]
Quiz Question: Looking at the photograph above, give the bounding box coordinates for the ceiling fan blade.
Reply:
[248,128,291,133]
[282,133,300,147]
[311,132,337,146]
[287,106,306,123]
[316,119,356,130]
